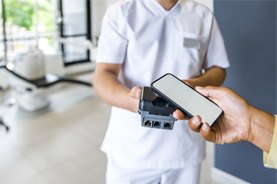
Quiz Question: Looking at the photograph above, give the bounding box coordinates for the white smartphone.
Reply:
[151,73,223,126]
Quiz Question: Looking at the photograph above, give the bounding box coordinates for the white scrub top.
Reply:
[97,0,229,169]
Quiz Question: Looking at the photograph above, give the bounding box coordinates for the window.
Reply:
[0,0,92,66]
[58,0,92,66]
[0,0,56,61]
[0,0,5,61]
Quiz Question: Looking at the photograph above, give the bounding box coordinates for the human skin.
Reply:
[93,0,227,114]
[93,63,226,114]
[173,86,275,153]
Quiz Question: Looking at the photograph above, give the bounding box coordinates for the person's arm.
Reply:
[249,108,275,153]
[184,67,226,88]
[93,63,141,113]
[173,86,275,153]
[173,86,277,168]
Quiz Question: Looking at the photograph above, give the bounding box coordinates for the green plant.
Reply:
[5,0,35,30]
[5,0,53,31]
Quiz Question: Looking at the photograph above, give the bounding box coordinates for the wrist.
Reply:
[247,106,258,143]
[248,107,275,152]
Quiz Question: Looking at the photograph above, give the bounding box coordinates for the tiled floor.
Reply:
[0,73,220,184]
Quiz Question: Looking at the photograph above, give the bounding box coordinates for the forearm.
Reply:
[187,67,226,87]
[249,107,275,153]
[93,69,138,113]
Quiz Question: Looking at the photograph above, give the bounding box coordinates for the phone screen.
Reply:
[151,73,222,126]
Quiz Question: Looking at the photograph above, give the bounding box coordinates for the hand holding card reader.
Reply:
[151,73,223,126]
[138,87,177,130]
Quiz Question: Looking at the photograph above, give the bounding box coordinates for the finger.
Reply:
[188,115,202,132]
[195,86,224,102]
[173,109,185,120]
[183,80,196,89]
[200,123,216,143]
[195,86,215,97]
[130,86,142,99]
[134,87,142,99]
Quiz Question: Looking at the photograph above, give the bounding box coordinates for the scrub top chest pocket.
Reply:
[173,13,203,64]
[177,31,202,66]
[183,36,201,49]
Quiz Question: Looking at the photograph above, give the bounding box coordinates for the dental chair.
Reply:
[0,62,92,132]
[0,86,9,132]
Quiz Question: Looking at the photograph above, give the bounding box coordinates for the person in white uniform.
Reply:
[93,0,230,183]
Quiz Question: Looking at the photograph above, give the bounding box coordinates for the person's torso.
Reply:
[102,0,211,169]
[118,0,213,88]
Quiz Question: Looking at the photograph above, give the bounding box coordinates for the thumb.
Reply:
[130,86,142,99]
[195,86,223,103]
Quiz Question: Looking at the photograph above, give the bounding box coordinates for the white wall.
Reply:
[92,0,107,41]
[92,0,119,40]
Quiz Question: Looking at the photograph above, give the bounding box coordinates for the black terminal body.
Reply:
[138,87,177,130]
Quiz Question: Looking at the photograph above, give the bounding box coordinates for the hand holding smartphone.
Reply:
[151,73,223,126]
